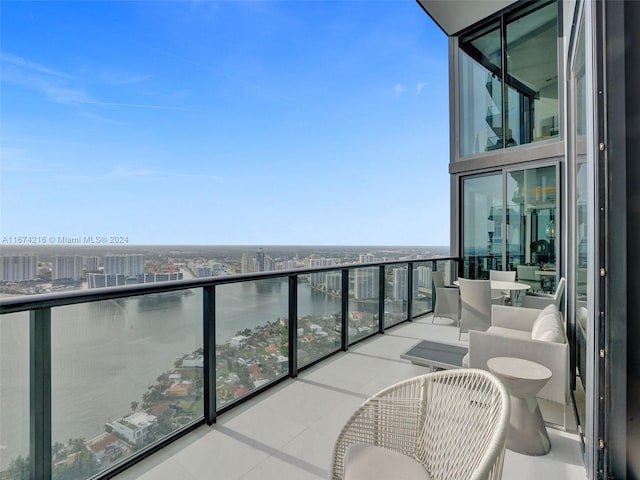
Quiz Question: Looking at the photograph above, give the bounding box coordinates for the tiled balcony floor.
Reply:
[113,315,586,480]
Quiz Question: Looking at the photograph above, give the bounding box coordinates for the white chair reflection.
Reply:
[489,269,516,304]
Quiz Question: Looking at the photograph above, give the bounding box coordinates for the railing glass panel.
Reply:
[348,267,379,343]
[50,290,203,479]
[0,312,30,479]
[412,262,433,317]
[215,278,289,408]
[297,272,341,368]
[384,264,408,327]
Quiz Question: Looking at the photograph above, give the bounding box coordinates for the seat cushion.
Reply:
[344,443,431,480]
[486,326,531,340]
[531,304,564,343]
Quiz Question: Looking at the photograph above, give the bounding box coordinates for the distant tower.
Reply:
[241,253,251,273]
[359,253,375,264]
[104,254,144,276]
[392,267,408,301]
[0,255,38,282]
[52,255,83,281]
[85,256,100,273]
[256,248,265,272]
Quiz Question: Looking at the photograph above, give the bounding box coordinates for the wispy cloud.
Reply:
[0,51,73,79]
[88,101,191,111]
[1,51,189,112]
[417,82,427,95]
[393,83,405,97]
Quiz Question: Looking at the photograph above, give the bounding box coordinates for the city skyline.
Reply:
[0,1,450,246]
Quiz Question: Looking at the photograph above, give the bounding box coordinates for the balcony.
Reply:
[0,258,585,480]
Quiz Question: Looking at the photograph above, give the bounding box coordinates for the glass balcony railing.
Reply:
[0,257,459,480]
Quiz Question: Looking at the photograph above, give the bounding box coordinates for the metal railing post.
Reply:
[407,262,414,321]
[378,265,385,334]
[288,275,298,378]
[30,307,52,480]
[341,269,349,351]
[203,286,216,425]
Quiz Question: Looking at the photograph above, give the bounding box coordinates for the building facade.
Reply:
[0,255,38,282]
[51,256,83,281]
[103,255,144,276]
[417,0,639,477]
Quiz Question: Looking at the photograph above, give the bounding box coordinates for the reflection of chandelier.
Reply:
[545,220,556,239]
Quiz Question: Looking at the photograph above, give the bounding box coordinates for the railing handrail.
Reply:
[0,256,459,314]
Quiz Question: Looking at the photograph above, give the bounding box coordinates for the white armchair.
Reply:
[330,369,510,480]
[464,304,569,426]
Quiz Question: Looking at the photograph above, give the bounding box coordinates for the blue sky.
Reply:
[0,0,449,246]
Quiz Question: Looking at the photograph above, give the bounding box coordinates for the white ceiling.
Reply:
[417,0,519,36]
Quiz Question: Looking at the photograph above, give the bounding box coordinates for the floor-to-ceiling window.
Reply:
[462,165,558,285]
[459,0,559,156]
[462,174,503,278]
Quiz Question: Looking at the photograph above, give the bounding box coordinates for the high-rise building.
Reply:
[104,254,144,276]
[196,266,212,278]
[359,253,375,264]
[255,249,265,272]
[88,272,183,289]
[241,253,252,273]
[354,267,378,300]
[0,255,38,282]
[85,256,100,273]
[392,267,407,301]
[52,255,83,281]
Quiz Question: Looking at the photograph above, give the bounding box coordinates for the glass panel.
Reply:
[505,1,559,146]
[384,265,408,327]
[458,1,559,156]
[436,260,458,286]
[348,267,379,343]
[462,174,503,279]
[297,272,341,368]
[216,279,288,407]
[51,290,203,479]
[507,165,557,292]
[412,262,433,318]
[0,312,30,479]
[459,21,503,156]
[571,12,588,434]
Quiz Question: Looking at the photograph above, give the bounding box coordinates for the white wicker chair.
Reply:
[330,369,510,480]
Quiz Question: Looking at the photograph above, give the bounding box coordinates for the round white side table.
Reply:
[487,356,552,456]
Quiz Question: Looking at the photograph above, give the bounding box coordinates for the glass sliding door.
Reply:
[569,6,588,445]
[506,165,558,292]
[462,173,503,279]
[462,165,558,284]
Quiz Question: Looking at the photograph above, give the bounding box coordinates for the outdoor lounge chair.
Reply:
[330,369,510,480]
[432,270,460,324]
[458,278,492,339]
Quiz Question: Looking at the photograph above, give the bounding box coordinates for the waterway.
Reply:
[0,279,385,469]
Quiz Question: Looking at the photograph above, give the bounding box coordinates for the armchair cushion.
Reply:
[344,444,431,480]
[531,304,564,343]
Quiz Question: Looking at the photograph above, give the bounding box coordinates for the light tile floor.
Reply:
[114,316,586,480]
